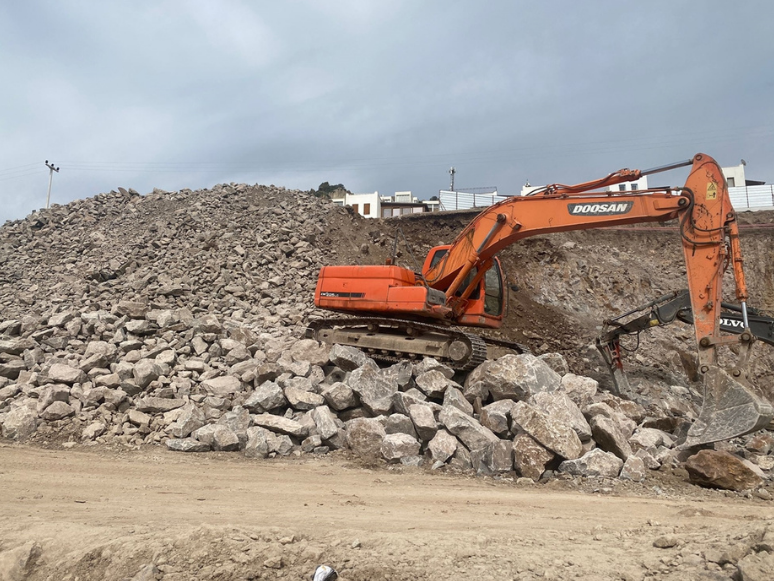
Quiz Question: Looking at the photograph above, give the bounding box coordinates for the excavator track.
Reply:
[306,317,529,371]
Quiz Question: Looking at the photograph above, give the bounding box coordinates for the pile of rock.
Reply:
[0,183,373,333]
[2,300,771,489]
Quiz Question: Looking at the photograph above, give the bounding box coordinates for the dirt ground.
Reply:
[1,444,772,581]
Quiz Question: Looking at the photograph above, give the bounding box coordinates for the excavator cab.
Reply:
[423,246,505,328]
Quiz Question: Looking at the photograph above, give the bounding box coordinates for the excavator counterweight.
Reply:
[312,153,773,447]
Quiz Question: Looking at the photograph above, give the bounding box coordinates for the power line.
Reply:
[0,162,40,175]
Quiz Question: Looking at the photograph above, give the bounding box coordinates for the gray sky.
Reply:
[1,1,773,223]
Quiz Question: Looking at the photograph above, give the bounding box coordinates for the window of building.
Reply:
[727,177,736,187]
[363,203,371,215]
[619,184,626,192]
[352,203,359,214]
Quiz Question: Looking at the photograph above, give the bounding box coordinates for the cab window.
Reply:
[428,249,480,300]
[484,261,503,315]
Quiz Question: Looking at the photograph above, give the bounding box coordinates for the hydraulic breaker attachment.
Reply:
[681,366,773,447]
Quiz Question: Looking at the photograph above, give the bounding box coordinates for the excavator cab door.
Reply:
[483,259,504,316]
[423,245,505,328]
[454,256,506,329]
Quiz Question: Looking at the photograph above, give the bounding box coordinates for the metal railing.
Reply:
[438,190,507,211]
[439,185,774,212]
[728,185,774,211]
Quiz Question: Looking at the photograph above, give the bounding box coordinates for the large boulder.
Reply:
[531,391,591,442]
[135,397,185,414]
[329,344,369,372]
[590,415,633,460]
[479,400,514,437]
[381,433,421,462]
[47,363,85,385]
[381,361,413,388]
[414,370,453,399]
[619,456,647,482]
[169,404,205,439]
[629,428,669,452]
[201,375,243,397]
[413,357,454,379]
[194,424,241,451]
[1,406,38,441]
[252,414,308,439]
[284,385,325,411]
[385,414,418,438]
[0,338,35,356]
[311,405,339,441]
[465,354,561,402]
[245,380,287,411]
[408,403,437,442]
[511,401,582,460]
[132,359,164,389]
[289,339,329,366]
[244,426,272,458]
[736,551,774,581]
[443,386,473,416]
[393,390,427,416]
[684,450,764,491]
[512,434,554,480]
[560,373,598,408]
[471,440,513,475]
[427,430,458,463]
[439,405,499,452]
[321,382,358,411]
[166,438,210,453]
[558,448,623,478]
[537,352,569,376]
[0,361,26,380]
[36,385,70,413]
[345,417,386,458]
[348,361,397,415]
[40,401,74,421]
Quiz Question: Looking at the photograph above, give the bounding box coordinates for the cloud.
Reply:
[1,1,773,224]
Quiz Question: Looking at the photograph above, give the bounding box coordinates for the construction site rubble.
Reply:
[2,304,774,491]
[1,183,773,496]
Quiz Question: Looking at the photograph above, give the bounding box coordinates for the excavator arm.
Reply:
[596,289,774,395]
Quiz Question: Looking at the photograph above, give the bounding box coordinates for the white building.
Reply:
[606,175,648,193]
[722,162,747,188]
[331,191,381,218]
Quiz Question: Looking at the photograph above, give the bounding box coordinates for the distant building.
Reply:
[331,191,380,218]
[331,190,436,218]
[423,199,441,212]
[721,161,765,187]
[606,175,649,193]
[721,161,771,210]
[723,162,747,188]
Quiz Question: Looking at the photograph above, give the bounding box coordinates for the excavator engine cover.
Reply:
[314,265,449,319]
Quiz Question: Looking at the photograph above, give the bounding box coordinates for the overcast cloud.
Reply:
[1,1,773,223]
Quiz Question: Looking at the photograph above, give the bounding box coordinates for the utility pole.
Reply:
[45,160,60,209]
[449,166,456,191]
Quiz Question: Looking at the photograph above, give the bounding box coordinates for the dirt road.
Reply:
[0,444,771,581]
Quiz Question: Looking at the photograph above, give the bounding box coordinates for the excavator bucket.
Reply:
[681,367,774,448]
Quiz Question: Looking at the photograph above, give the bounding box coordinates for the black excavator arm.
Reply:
[597,290,774,395]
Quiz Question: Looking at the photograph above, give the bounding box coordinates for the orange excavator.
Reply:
[309,154,772,446]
